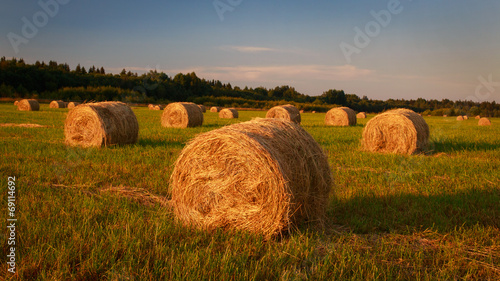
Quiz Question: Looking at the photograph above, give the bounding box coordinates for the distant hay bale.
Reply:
[312,111,316,114]
[198,104,206,113]
[17,99,39,111]
[13,101,19,106]
[356,112,367,119]
[148,104,154,109]
[362,108,429,155]
[152,105,163,110]
[463,115,468,120]
[210,106,222,112]
[325,107,357,126]
[456,116,464,121]
[64,101,139,148]
[299,110,304,113]
[475,115,481,119]
[443,115,447,117]
[266,104,301,124]
[67,102,80,109]
[162,102,203,128]
[478,118,491,126]
[50,100,67,108]
[219,108,238,119]
[170,118,333,239]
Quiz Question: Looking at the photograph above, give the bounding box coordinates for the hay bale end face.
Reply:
[14,101,19,106]
[219,108,239,119]
[325,107,357,126]
[266,104,301,124]
[198,104,206,113]
[456,116,464,121]
[67,102,80,109]
[170,118,333,239]
[463,115,469,120]
[362,108,429,155]
[210,106,222,112]
[478,117,491,126]
[17,99,40,111]
[475,115,481,119]
[50,100,67,108]
[162,102,203,128]
[356,112,367,119]
[64,101,139,148]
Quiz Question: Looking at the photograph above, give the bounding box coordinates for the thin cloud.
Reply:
[220,45,282,53]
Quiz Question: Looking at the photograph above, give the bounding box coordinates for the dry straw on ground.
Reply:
[161,102,203,128]
[49,100,67,108]
[64,101,139,147]
[266,104,301,124]
[17,99,39,111]
[0,123,48,128]
[362,108,429,155]
[325,107,357,126]
[219,108,239,119]
[457,116,464,121]
[198,104,206,113]
[170,118,333,239]
[478,117,491,126]
[210,106,222,112]
[67,102,80,109]
[356,112,367,119]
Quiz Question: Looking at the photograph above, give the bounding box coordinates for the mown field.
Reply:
[1,103,499,280]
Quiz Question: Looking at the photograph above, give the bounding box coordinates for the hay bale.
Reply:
[198,104,206,113]
[312,111,316,114]
[475,115,481,119]
[67,102,80,109]
[17,99,39,111]
[299,110,304,114]
[478,117,491,126]
[161,102,203,128]
[148,104,154,109]
[13,101,19,106]
[210,106,222,112]
[50,100,67,108]
[151,105,163,110]
[362,108,429,155]
[325,107,357,126]
[463,115,469,120]
[456,116,464,121]
[64,101,139,147]
[356,112,367,119]
[170,118,333,239]
[443,115,447,117]
[219,108,238,119]
[265,104,301,124]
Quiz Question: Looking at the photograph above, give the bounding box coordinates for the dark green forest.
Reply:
[1,57,498,116]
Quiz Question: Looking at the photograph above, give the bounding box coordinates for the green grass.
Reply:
[1,104,499,280]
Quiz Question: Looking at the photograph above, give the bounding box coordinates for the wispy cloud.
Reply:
[219,45,283,53]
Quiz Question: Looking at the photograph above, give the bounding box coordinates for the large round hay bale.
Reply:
[325,107,357,126]
[49,100,67,108]
[478,117,491,126]
[475,115,481,119]
[198,104,206,113]
[463,115,469,120]
[219,108,238,119]
[356,112,367,119]
[161,102,203,128]
[362,108,429,155]
[266,104,301,124]
[17,99,39,111]
[67,102,80,109]
[210,106,222,112]
[170,118,333,239]
[456,116,464,121]
[64,101,139,148]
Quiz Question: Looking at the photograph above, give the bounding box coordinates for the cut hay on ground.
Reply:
[50,100,67,108]
[198,104,206,113]
[0,123,48,128]
[210,106,222,112]
[64,101,139,148]
[478,118,491,126]
[325,107,357,126]
[17,99,39,111]
[170,118,333,239]
[457,116,464,121]
[475,115,481,119]
[219,108,238,119]
[356,112,367,119]
[161,102,203,128]
[265,104,301,124]
[67,102,80,109]
[362,108,429,155]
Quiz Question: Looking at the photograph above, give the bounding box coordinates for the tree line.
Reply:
[1,57,498,116]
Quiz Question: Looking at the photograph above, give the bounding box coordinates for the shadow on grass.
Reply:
[136,138,185,148]
[431,139,500,153]
[328,188,500,234]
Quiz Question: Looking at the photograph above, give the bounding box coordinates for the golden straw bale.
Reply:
[312,111,316,114]
[456,116,464,121]
[170,118,333,239]
[14,100,19,106]
[356,112,367,119]
[325,107,357,126]
[362,108,429,155]
[162,102,203,128]
[210,106,222,112]
[463,115,469,120]
[219,108,239,119]
[475,115,481,119]
[478,118,491,126]
[299,110,304,113]
[50,100,67,108]
[17,99,40,111]
[67,102,80,109]
[198,104,206,113]
[266,104,301,124]
[148,104,154,109]
[64,101,139,147]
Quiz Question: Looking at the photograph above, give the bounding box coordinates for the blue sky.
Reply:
[1,0,499,102]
